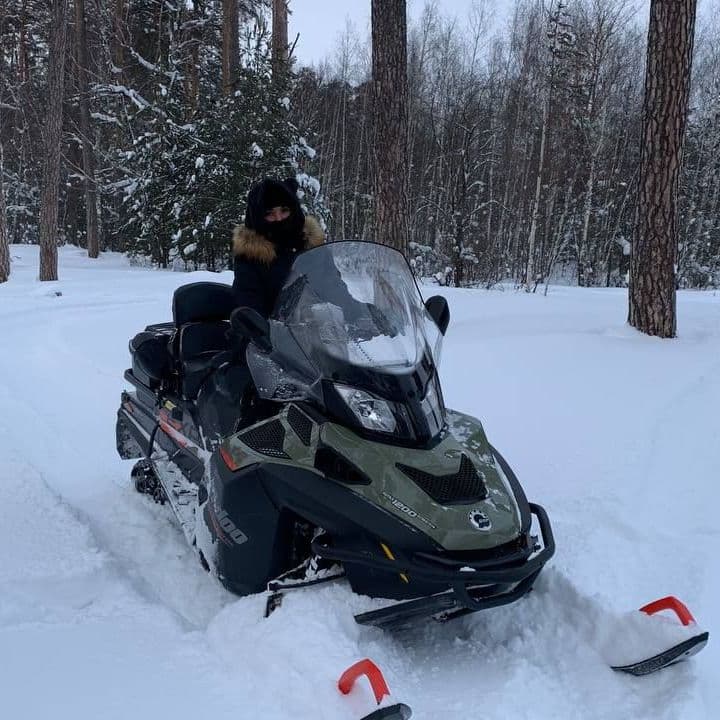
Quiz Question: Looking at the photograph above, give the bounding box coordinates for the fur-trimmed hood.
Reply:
[232,216,325,264]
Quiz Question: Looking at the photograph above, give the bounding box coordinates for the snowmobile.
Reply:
[115,241,555,629]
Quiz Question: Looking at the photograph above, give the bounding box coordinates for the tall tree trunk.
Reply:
[629,0,697,337]
[271,0,289,79]
[185,1,203,111]
[222,0,239,96]
[75,0,99,258]
[0,141,9,283]
[38,0,68,281]
[112,0,126,74]
[371,0,410,253]
[525,90,549,291]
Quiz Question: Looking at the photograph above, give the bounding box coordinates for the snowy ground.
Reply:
[0,244,717,720]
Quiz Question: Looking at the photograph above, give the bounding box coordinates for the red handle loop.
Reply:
[338,659,391,705]
[639,596,696,626]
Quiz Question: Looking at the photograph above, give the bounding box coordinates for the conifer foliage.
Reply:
[0,0,325,272]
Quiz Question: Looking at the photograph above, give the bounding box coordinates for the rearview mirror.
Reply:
[424,295,450,335]
[230,307,272,352]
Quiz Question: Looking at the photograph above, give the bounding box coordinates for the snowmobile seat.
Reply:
[129,330,172,389]
[172,281,236,328]
[177,320,232,398]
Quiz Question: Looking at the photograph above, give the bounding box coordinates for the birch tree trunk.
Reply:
[38,0,68,281]
[75,0,99,258]
[628,0,697,337]
[371,0,410,253]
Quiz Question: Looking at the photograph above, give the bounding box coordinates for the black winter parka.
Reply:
[232,216,325,317]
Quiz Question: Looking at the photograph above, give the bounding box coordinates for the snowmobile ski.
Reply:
[338,659,413,719]
[610,596,709,676]
[611,631,709,676]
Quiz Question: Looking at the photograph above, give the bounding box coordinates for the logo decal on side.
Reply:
[468,509,492,531]
[209,507,249,546]
[381,491,437,530]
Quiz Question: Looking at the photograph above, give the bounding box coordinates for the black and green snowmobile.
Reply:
[115,241,554,629]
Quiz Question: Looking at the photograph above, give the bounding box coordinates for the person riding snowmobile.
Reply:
[232,177,398,339]
[232,177,325,317]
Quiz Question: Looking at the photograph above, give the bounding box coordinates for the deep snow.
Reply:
[0,244,717,719]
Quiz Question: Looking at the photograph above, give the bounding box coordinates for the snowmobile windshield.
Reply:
[246,241,443,406]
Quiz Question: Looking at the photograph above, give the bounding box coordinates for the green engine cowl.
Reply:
[221,406,527,554]
[211,404,550,610]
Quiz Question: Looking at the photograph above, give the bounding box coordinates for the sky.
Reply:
[288,0,518,67]
[288,0,720,69]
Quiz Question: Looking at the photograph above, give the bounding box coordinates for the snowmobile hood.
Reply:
[316,410,525,552]
[222,407,525,553]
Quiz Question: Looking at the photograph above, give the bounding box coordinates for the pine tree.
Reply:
[371,0,410,253]
[38,0,68,281]
[74,0,99,258]
[629,0,697,337]
[108,8,324,269]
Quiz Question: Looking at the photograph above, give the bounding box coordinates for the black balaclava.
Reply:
[244,177,305,251]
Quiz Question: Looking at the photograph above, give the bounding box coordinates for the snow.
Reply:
[297,171,321,195]
[90,112,121,126]
[0,244,718,719]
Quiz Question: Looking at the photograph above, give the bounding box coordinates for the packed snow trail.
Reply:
[0,246,717,719]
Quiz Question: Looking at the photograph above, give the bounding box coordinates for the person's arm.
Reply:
[232,257,269,316]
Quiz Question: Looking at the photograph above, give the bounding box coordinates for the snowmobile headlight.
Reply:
[335,385,397,434]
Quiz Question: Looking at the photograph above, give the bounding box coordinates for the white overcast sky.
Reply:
[288,0,518,66]
[287,0,718,69]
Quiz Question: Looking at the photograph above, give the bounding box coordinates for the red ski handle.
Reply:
[338,659,391,705]
[640,596,696,626]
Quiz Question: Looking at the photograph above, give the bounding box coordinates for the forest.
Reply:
[0,0,718,288]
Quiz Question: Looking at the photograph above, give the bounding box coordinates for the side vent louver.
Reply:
[239,420,290,459]
[314,446,371,485]
[396,454,488,505]
[287,405,313,446]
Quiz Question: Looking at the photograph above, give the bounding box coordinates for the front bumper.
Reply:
[313,503,555,629]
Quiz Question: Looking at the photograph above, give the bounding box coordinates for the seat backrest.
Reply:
[178,321,230,362]
[177,321,231,398]
[172,282,236,328]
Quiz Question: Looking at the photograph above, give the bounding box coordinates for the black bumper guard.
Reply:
[312,503,554,628]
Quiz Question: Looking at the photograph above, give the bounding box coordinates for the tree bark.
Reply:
[112,0,126,74]
[0,141,9,283]
[371,0,410,253]
[222,0,239,96]
[184,0,203,111]
[38,0,69,281]
[525,86,550,291]
[271,0,289,79]
[75,0,99,258]
[628,0,697,337]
